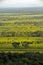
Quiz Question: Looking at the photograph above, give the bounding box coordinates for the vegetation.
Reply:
[0,14,43,52]
[0,52,43,65]
[0,11,43,65]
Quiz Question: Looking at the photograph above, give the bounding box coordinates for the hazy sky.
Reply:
[0,0,43,8]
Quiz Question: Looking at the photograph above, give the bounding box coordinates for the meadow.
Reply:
[0,14,43,53]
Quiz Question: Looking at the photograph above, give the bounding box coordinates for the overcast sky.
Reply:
[0,0,43,8]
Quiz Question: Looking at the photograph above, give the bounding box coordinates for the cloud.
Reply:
[0,0,3,1]
[0,0,2,1]
[0,0,43,8]
[39,0,43,1]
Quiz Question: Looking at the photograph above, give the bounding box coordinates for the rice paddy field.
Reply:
[0,14,43,53]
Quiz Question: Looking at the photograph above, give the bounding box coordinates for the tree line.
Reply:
[0,52,43,65]
[12,41,42,48]
[0,31,43,37]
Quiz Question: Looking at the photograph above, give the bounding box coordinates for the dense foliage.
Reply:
[0,52,43,65]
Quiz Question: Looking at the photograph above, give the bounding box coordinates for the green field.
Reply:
[0,14,43,53]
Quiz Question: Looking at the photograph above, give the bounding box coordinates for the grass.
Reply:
[0,14,43,53]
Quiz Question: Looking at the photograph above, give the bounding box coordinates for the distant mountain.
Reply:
[0,7,43,14]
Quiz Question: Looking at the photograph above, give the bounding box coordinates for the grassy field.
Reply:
[0,14,43,53]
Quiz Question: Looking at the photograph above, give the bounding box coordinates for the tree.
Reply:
[12,42,20,48]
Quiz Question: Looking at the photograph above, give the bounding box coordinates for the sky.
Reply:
[0,0,43,8]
